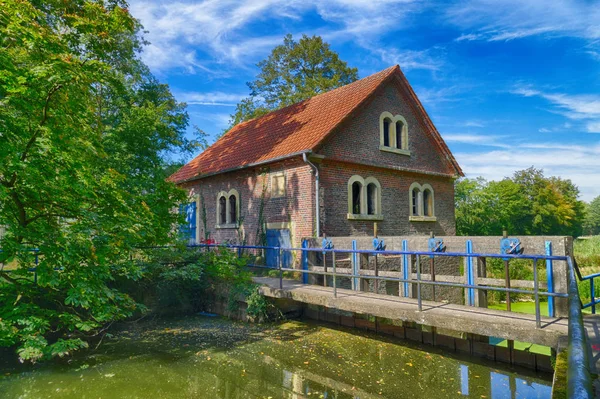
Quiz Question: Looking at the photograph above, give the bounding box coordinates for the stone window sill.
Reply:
[347,213,384,221]
[409,216,437,222]
[379,145,410,156]
[216,223,239,229]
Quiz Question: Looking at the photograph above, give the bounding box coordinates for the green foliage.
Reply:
[573,236,600,302]
[0,0,195,361]
[584,196,600,235]
[244,286,272,323]
[136,246,251,313]
[229,34,358,127]
[455,167,585,237]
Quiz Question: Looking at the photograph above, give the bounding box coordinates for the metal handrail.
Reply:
[183,243,566,324]
[566,257,593,398]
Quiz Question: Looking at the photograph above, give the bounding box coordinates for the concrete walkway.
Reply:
[254,277,570,348]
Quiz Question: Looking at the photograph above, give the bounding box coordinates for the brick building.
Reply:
[169,65,463,249]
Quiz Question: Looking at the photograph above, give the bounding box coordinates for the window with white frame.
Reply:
[409,183,436,221]
[271,172,286,198]
[379,112,409,155]
[216,189,240,228]
[347,175,382,220]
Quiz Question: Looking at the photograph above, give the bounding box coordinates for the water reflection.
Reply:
[0,317,551,399]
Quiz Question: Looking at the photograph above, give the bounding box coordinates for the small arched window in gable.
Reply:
[229,195,237,224]
[383,118,391,147]
[380,112,410,155]
[352,181,362,215]
[219,195,227,225]
[395,120,404,149]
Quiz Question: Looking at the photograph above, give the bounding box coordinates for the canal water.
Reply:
[0,316,552,398]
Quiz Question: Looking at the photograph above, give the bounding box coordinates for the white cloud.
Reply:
[587,122,600,133]
[454,143,600,201]
[130,0,434,74]
[371,47,443,71]
[512,86,600,132]
[175,91,246,106]
[443,133,509,148]
[464,120,485,128]
[446,0,600,44]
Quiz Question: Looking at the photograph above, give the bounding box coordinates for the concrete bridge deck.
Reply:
[254,277,569,348]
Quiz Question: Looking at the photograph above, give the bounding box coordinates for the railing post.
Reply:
[322,247,327,288]
[592,278,596,315]
[301,240,309,285]
[351,240,359,291]
[402,240,409,297]
[545,241,555,317]
[533,258,541,329]
[504,257,511,311]
[416,254,422,311]
[332,251,337,298]
[278,247,283,290]
[466,240,475,306]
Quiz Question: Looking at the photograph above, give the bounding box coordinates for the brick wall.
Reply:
[314,80,458,237]
[319,160,456,237]
[181,158,314,247]
[178,78,460,242]
[318,83,455,176]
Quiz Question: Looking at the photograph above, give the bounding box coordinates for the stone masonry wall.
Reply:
[181,158,314,248]
[319,160,456,237]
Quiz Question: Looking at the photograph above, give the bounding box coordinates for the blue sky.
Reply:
[129,0,600,201]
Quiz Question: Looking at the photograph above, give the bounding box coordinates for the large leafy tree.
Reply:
[229,34,358,127]
[455,168,585,237]
[0,0,193,361]
[584,196,600,235]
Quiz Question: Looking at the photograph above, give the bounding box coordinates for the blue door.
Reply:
[266,229,292,268]
[179,202,197,244]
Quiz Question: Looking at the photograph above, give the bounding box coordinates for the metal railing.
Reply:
[579,267,600,313]
[0,248,41,282]
[190,243,568,326]
[566,256,593,398]
[1,242,593,398]
[183,242,592,399]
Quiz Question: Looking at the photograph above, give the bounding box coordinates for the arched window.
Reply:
[383,118,391,147]
[423,189,432,217]
[352,181,362,215]
[229,195,237,223]
[216,189,240,228]
[395,120,404,149]
[219,195,227,225]
[409,183,435,221]
[380,112,409,155]
[411,186,420,216]
[347,176,382,220]
[367,183,377,215]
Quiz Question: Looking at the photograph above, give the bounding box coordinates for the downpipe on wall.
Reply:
[303,152,320,238]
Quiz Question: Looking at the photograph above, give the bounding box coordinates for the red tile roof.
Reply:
[170,65,462,183]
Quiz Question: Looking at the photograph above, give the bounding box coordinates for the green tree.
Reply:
[584,196,600,235]
[455,168,585,237]
[229,34,358,127]
[0,0,192,361]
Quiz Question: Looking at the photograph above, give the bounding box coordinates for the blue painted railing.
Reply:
[1,241,593,398]
[181,242,592,399]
